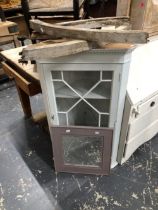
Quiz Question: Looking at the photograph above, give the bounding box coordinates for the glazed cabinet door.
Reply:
[51,126,113,175]
[41,65,120,130]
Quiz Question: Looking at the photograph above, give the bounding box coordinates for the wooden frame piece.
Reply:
[51,126,113,175]
[116,0,132,16]
[130,0,158,36]
[29,18,149,44]
[57,16,131,27]
[22,40,90,60]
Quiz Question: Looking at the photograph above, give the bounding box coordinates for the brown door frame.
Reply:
[50,126,113,175]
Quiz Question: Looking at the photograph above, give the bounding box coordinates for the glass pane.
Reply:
[68,100,99,127]
[101,115,109,127]
[56,98,80,112]
[62,135,103,167]
[102,71,113,80]
[86,99,110,113]
[58,113,67,125]
[63,71,100,96]
[54,81,78,98]
[85,82,112,99]
[51,71,61,80]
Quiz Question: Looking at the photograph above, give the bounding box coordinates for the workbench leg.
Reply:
[16,84,32,118]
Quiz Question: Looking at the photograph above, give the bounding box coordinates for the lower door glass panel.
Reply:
[62,135,103,167]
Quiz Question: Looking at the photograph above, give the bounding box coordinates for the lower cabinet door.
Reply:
[50,126,113,175]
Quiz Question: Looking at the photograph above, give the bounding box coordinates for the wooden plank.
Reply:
[22,40,90,60]
[130,0,147,30]
[116,0,132,16]
[99,43,135,50]
[31,31,57,40]
[58,16,130,25]
[57,16,131,28]
[30,19,149,43]
[21,41,135,62]
[123,119,158,163]
[129,0,158,36]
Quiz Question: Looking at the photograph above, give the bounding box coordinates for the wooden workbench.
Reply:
[1,47,41,118]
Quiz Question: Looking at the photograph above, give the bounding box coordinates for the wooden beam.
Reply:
[30,19,149,43]
[57,16,131,28]
[116,0,132,16]
[22,39,90,60]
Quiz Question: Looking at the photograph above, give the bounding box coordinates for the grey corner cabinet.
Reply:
[35,45,134,175]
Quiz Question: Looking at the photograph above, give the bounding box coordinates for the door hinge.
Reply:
[132,107,140,118]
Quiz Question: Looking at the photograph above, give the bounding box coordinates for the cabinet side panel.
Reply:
[111,62,131,168]
[117,95,132,164]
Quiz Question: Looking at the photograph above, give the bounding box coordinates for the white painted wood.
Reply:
[36,63,55,128]
[108,67,121,128]
[35,47,133,168]
[118,94,158,165]
[38,63,59,126]
[122,119,158,164]
[117,95,132,163]
[128,104,158,140]
[127,39,158,104]
[111,62,132,168]
[118,38,158,164]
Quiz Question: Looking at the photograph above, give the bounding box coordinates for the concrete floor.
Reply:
[0,81,158,210]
